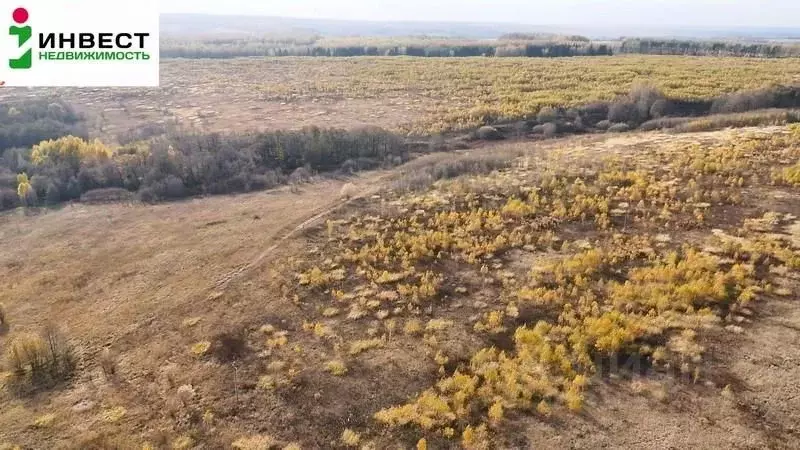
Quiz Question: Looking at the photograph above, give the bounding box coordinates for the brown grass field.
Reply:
[2,124,800,448]
[2,55,800,139]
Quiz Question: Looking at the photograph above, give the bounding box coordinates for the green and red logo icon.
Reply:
[9,7,32,69]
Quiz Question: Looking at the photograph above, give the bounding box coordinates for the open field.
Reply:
[0,171,391,448]
[2,125,800,448]
[2,56,800,138]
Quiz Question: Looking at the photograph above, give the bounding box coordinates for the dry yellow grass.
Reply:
[1,126,800,448]
[0,173,387,448]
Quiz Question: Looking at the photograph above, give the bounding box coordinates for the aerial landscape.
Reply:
[1,2,800,449]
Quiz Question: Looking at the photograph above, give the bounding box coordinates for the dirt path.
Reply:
[0,170,392,352]
[213,172,394,290]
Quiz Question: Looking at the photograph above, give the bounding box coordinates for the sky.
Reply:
[161,0,800,28]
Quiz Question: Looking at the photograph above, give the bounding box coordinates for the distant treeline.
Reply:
[498,33,591,42]
[618,38,800,57]
[161,35,800,59]
[161,39,613,58]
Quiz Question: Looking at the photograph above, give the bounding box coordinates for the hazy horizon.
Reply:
[161,0,800,28]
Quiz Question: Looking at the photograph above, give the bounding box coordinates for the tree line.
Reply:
[161,41,613,59]
[160,35,800,59]
[618,38,800,57]
[0,106,406,210]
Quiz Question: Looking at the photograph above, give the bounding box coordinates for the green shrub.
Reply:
[477,126,503,141]
[536,106,559,124]
[0,303,7,334]
[595,120,611,130]
[0,188,19,210]
[608,102,640,124]
[640,117,691,131]
[674,109,800,133]
[532,123,558,137]
[608,123,631,133]
[392,151,518,192]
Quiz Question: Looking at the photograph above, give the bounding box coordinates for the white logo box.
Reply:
[1,0,159,87]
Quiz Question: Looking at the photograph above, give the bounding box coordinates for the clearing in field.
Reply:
[2,125,800,448]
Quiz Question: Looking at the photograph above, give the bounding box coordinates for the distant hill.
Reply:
[160,14,545,39]
[160,13,800,40]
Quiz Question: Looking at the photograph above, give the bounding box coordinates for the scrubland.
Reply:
[2,46,800,449]
[2,56,799,138]
[2,125,800,448]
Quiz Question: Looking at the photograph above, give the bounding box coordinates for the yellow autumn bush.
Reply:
[31,136,112,164]
[288,125,800,444]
